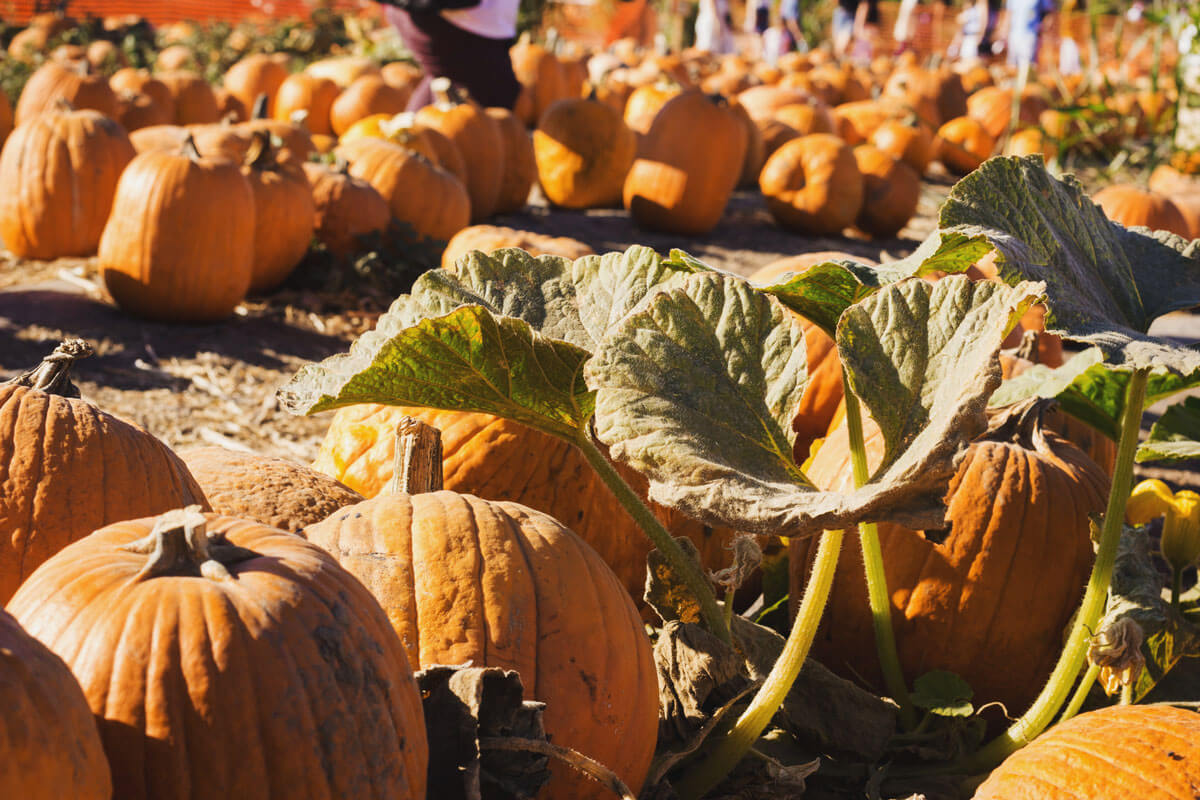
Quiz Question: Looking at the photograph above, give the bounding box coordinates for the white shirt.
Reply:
[442,0,521,39]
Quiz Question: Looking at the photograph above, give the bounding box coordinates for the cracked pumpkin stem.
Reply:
[843,375,917,729]
[962,367,1149,772]
[574,433,732,645]
[674,528,844,800]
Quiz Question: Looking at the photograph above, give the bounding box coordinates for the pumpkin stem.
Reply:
[389,417,444,495]
[983,396,1053,451]
[251,92,269,120]
[244,129,272,169]
[479,738,636,800]
[120,506,258,582]
[5,339,93,397]
[181,133,203,162]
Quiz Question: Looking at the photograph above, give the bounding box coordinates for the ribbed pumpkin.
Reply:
[791,400,1110,714]
[337,137,470,243]
[222,53,289,119]
[330,75,411,136]
[0,107,135,259]
[760,133,863,236]
[623,89,747,235]
[534,94,637,209]
[415,80,504,221]
[0,609,111,800]
[975,704,1200,800]
[486,106,537,214]
[179,446,363,533]
[853,144,921,239]
[110,69,175,112]
[310,404,739,603]
[440,225,593,269]
[304,418,658,800]
[622,80,680,136]
[936,115,995,174]
[157,70,221,125]
[0,341,209,604]
[510,34,565,127]
[302,161,391,255]
[99,136,256,322]
[869,117,936,174]
[1093,184,1191,238]
[273,72,340,136]
[240,133,315,293]
[8,509,428,800]
[13,60,117,124]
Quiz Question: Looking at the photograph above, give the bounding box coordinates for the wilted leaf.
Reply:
[1138,396,1200,463]
[590,273,1040,537]
[927,155,1200,374]
[645,537,707,625]
[910,670,974,718]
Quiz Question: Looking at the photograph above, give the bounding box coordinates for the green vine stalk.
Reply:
[1058,662,1101,723]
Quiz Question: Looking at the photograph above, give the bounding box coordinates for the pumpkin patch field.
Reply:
[7,7,1200,800]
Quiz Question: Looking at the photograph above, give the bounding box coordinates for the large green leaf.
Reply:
[278,306,594,440]
[1138,396,1200,463]
[279,245,705,435]
[991,348,1200,441]
[587,273,1041,537]
[922,155,1200,373]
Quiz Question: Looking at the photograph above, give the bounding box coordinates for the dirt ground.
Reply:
[3,170,1199,488]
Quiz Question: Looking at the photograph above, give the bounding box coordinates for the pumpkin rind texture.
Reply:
[304,490,659,800]
[0,609,112,800]
[974,704,1200,800]
[760,133,864,236]
[179,446,363,533]
[534,95,637,209]
[8,513,428,800]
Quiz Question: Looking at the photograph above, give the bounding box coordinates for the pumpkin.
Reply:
[760,133,863,236]
[337,137,470,243]
[622,79,681,135]
[239,132,315,293]
[302,161,391,255]
[852,145,921,239]
[380,61,422,93]
[1093,184,1190,238]
[222,53,289,119]
[831,99,899,146]
[440,225,594,269]
[0,609,111,800]
[0,341,209,603]
[1005,127,1057,161]
[771,99,836,138]
[238,116,315,161]
[8,508,428,800]
[85,39,124,72]
[154,44,196,72]
[111,68,175,113]
[791,400,1110,714]
[330,75,411,136]
[623,89,747,235]
[0,107,135,260]
[213,87,247,122]
[273,72,340,136]
[157,70,221,125]
[14,61,117,124]
[735,84,817,124]
[486,107,537,214]
[534,94,637,209]
[305,56,382,88]
[113,88,173,131]
[732,99,766,188]
[304,417,658,800]
[415,79,504,221]
[869,117,936,174]
[974,704,1200,800]
[966,85,1050,139]
[178,446,363,533]
[1149,164,1200,196]
[99,136,256,322]
[510,34,565,127]
[310,404,740,603]
[935,115,995,174]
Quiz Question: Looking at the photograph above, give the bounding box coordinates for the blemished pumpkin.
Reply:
[179,446,363,533]
[0,341,209,604]
[0,609,111,800]
[310,404,739,603]
[304,417,658,800]
[415,79,505,221]
[974,704,1200,800]
[302,161,391,255]
[13,60,117,124]
[533,94,637,209]
[239,132,316,293]
[623,89,747,235]
[8,508,428,800]
[759,133,863,236]
[791,399,1109,715]
[1092,184,1191,238]
[440,224,593,270]
[0,107,135,260]
[99,136,256,322]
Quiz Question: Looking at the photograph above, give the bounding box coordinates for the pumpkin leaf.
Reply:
[910,671,974,718]
[588,273,1041,537]
[279,306,594,441]
[991,349,1200,441]
[1137,396,1200,463]
[925,155,1200,374]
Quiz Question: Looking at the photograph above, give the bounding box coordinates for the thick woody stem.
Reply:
[120,506,258,582]
[6,339,93,397]
[389,416,444,495]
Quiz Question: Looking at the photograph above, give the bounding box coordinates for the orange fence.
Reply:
[0,0,378,25]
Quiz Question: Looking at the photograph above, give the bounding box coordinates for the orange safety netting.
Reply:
[1,0,378,25]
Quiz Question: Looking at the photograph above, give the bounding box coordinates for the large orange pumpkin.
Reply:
[13,60,117,124]
[759,133,863,235]
[440,224,593,270]
[1093,184,1191,238]
[304,419,658,800]
[240,133,316,293]
[534,95,637,209]
[936,115,996,174]
[222,53,289,119]
[791,400,1109,715]
[853,144,921,239]
[0,341,209,604]
[302,161,391,255]
[8,509,428,800]
[414,80,504,221]
[0,107,135,260]
[486,106,537,214]
[273,72,340,136]
[156,70,221,125]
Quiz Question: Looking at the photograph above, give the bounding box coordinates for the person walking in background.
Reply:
[779,0,806,54]
[377,0,522,111]
[833,0,881,60]
[892,0,920,55]
[695,0,735,53]
[1000,0,1055,68]
[743,0,772,58]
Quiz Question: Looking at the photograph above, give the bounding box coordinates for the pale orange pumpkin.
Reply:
[759,133,863,236]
